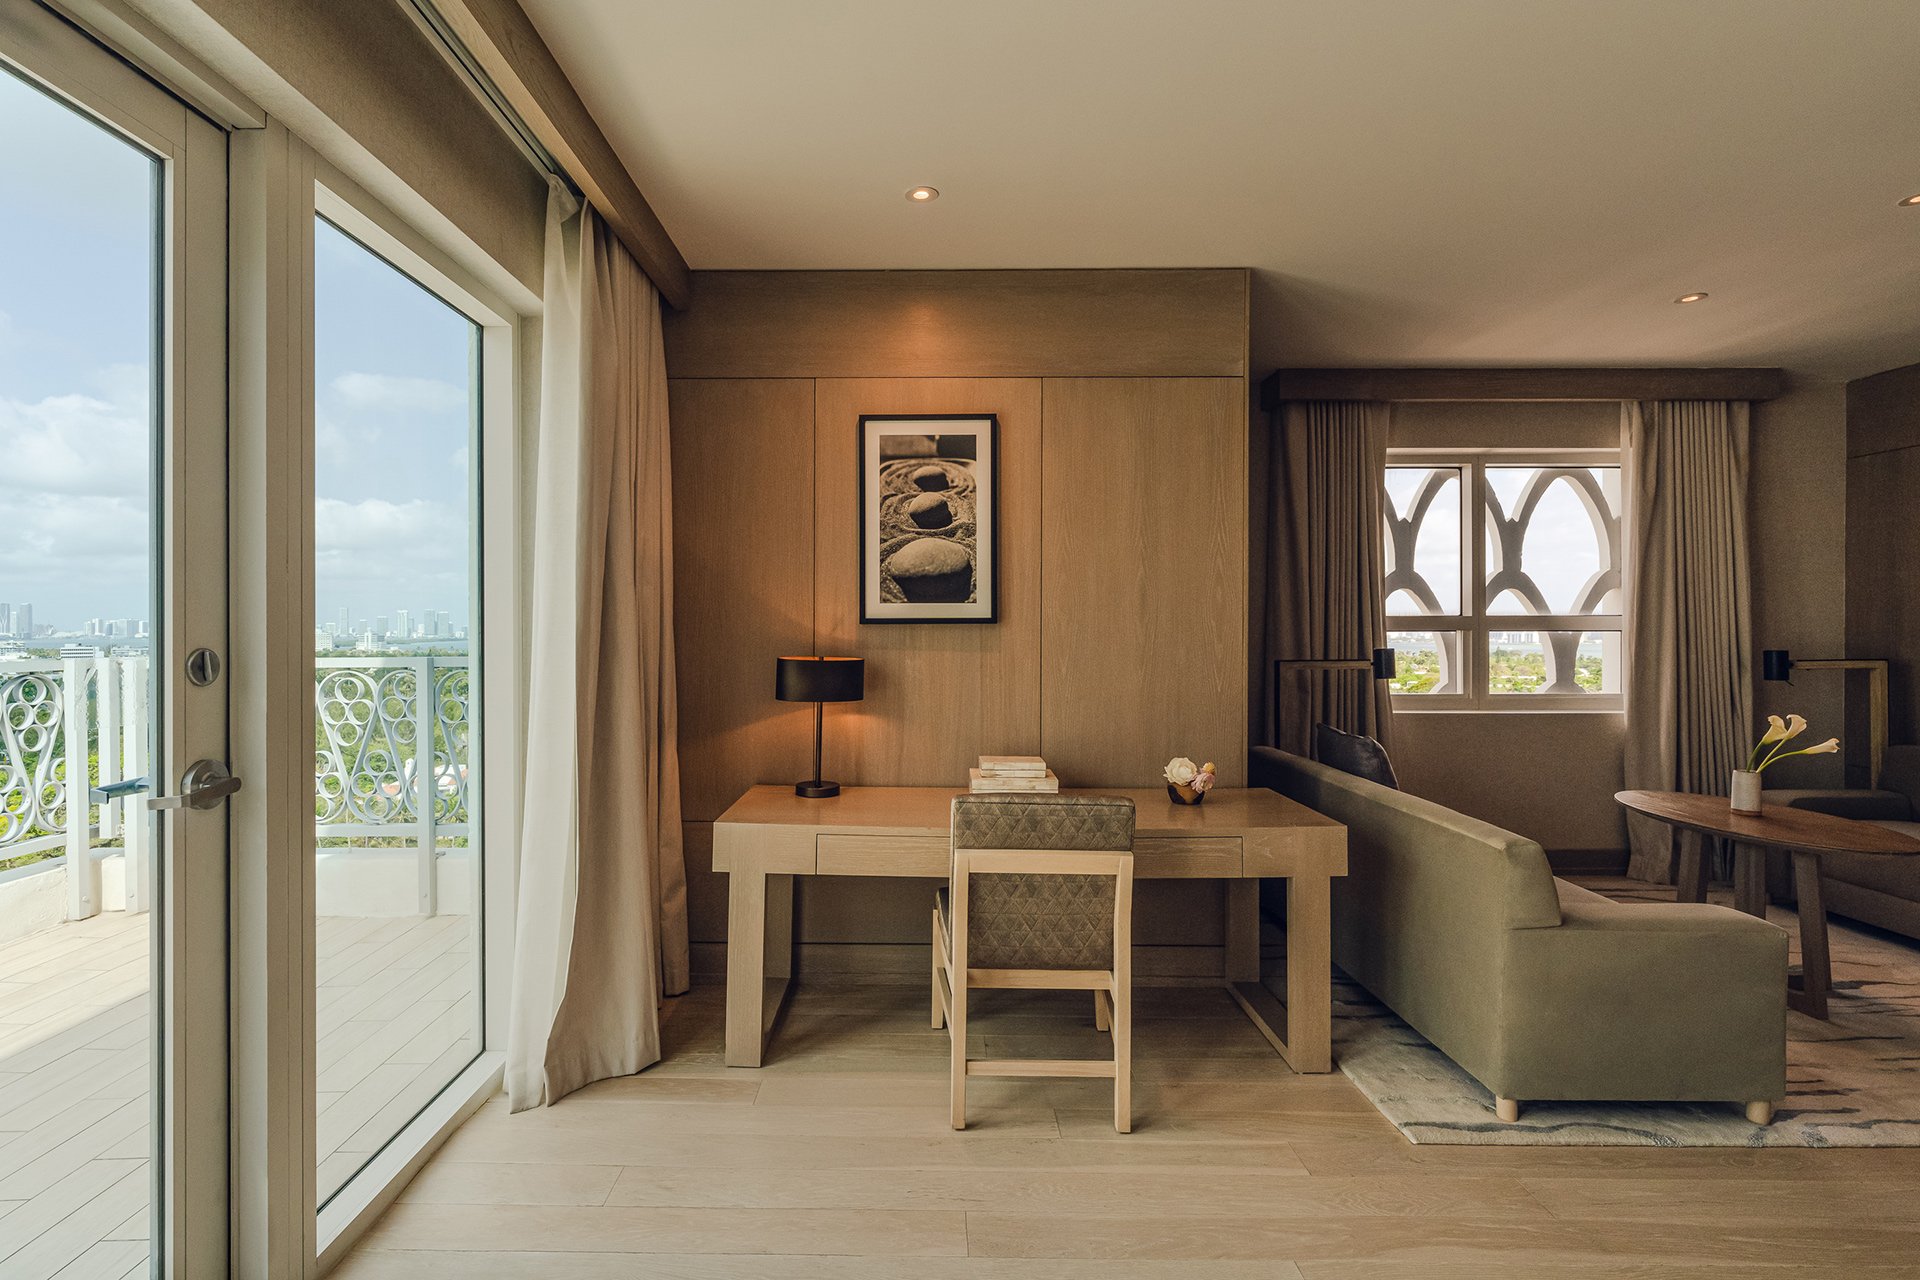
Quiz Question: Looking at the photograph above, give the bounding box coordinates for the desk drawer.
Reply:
[1134,836,1242,877]
[817,834,948,877]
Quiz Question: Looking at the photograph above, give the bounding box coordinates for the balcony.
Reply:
[0,654,477,1274]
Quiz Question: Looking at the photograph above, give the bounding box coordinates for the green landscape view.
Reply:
[1392,638,1607,695]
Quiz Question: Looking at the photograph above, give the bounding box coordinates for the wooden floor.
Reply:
[337,908,1920,1279]
[0,909,475,1279]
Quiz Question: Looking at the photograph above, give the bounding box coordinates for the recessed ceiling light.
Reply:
[1674,292,1709,304]
[1901,193,1920,207]
[906,186,939,202]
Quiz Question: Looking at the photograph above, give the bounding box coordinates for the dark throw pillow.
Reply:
[1313,722,1399,790]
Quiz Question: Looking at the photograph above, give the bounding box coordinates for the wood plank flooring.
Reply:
[0,910,475,1279]
[335,903,1920,1278]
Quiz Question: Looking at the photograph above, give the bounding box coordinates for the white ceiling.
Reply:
[520,0,1920,380]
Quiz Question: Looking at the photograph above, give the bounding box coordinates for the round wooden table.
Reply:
[1616,790,1920,1018]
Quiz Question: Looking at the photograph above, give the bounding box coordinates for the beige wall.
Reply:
[1847,361,1920,750]
[135,0,547,307]
[1387,391,1849,859]
[666,270,1250,955]
[1752,383,1848,789]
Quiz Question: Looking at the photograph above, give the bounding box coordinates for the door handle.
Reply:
[148,759,242,812]
[91,777,151,804]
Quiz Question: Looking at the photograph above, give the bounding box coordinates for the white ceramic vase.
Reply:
[1730,768,1763,816]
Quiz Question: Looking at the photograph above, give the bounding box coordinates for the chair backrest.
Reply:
[949,793,1135,970]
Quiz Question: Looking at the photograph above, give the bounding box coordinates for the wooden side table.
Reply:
[1616,790,1920,1018]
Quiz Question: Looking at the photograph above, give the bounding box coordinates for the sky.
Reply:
[0,66,476,636]
[1384,464,1621,621]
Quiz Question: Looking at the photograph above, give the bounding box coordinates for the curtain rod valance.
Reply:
[1260,367,1787,409]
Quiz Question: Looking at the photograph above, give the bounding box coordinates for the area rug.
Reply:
[1335,882,1920,1146]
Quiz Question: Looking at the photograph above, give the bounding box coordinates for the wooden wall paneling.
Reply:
[1040,377,1250,789]
[1846,448,1920,745]
[812,379,1045,786]
[1261,366,1788,406]
[669,378,818,822]
[681,822,726,944]
[665,270,1249,379]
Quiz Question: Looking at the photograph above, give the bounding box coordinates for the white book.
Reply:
[969,769,1060,793]
[977,754,1047,776]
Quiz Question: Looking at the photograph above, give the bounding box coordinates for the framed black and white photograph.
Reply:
[858,414,998,623]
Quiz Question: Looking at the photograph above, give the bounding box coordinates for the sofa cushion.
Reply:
[1312,723,1400,789]
[1816,822,1920,902]
[1767,788,1913,822]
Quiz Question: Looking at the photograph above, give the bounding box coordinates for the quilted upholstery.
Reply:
[947,794,1134,970]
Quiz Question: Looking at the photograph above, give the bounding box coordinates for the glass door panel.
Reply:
[0,10,228,1276]
[311,216,482,1205]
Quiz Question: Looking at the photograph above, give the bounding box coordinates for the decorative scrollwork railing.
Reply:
[2,652,470,920]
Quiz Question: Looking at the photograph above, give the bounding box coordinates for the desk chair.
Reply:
[932,793,1136,1132]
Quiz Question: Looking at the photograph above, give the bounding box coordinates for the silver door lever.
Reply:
[148,759,242,812]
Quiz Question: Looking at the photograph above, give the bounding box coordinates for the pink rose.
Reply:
[1191,769,1216,794]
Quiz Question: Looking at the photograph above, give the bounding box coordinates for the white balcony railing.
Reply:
[0,653,470,923]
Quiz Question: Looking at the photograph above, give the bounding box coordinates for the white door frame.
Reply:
[0,5,231,1276]
[227,134,525,1277]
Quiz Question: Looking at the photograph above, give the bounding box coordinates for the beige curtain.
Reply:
[1261,400,1394,757]
[507,182,688,1110]
[1623,400,1753,883]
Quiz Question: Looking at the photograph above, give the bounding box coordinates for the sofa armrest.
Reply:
[1498,890,1786,1104]
[1765,788,1913,822]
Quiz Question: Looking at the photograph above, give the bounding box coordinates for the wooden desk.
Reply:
[1617,789,1920,1018]
[712,785,1348,1072]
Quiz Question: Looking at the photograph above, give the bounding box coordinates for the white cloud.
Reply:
[0,386,147,498]
[331,372,466,415]
[316,497,464,555]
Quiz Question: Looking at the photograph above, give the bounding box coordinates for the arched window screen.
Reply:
[1384,453,1625,709]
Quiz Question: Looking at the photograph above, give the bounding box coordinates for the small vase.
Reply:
[1168,781,1205,806]
[1729,769,1763,816]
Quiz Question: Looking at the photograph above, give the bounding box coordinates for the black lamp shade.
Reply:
[1762,649,1793,682]
[776,655,865,703]
[1372,647,1397,681]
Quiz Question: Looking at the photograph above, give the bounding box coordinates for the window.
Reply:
[1384,452,1625,709]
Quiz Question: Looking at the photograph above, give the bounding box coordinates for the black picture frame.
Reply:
[857,414,999,624]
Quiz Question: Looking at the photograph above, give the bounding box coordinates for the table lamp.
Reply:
[775,655,865,798]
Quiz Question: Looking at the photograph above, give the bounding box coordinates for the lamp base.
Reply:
[794,779,841,799]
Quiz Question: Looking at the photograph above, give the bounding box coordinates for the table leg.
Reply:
[1675,832,1708,903]
[1284,874,1334,1073]
[1733,843,1768,918]
[725,866,795,1066]
[1789,852,1832,1020]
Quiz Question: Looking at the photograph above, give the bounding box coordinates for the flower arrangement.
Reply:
[1745,714,1839,773]
[1731,714,1838,815]
[1165,757,1217,805]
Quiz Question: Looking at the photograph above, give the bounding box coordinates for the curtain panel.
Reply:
[1260,400,1394,757]
[1623,399,1754,883]
[507,181,689,1110]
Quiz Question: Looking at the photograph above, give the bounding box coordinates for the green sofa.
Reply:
[1768,744,1920,942]
[1252,747,1787,1120]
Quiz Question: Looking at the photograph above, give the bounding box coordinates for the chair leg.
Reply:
[1093,988,1111,1032]
[1112,982,1131,1134]
[950,980,968,1130]
[1747,1100,1774,1125]
[930,906,945,1030]
[1495,1097,1521,1123]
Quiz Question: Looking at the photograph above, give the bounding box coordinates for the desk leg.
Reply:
[725,866,795,1067]
[1788,852,1832,1020]
[1226,874,1335,1074]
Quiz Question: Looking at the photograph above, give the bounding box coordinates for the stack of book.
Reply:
[968,755,1060,794]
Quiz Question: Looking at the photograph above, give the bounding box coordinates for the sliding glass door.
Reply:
[0,6,229,1275]
[310,210,485,1207]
